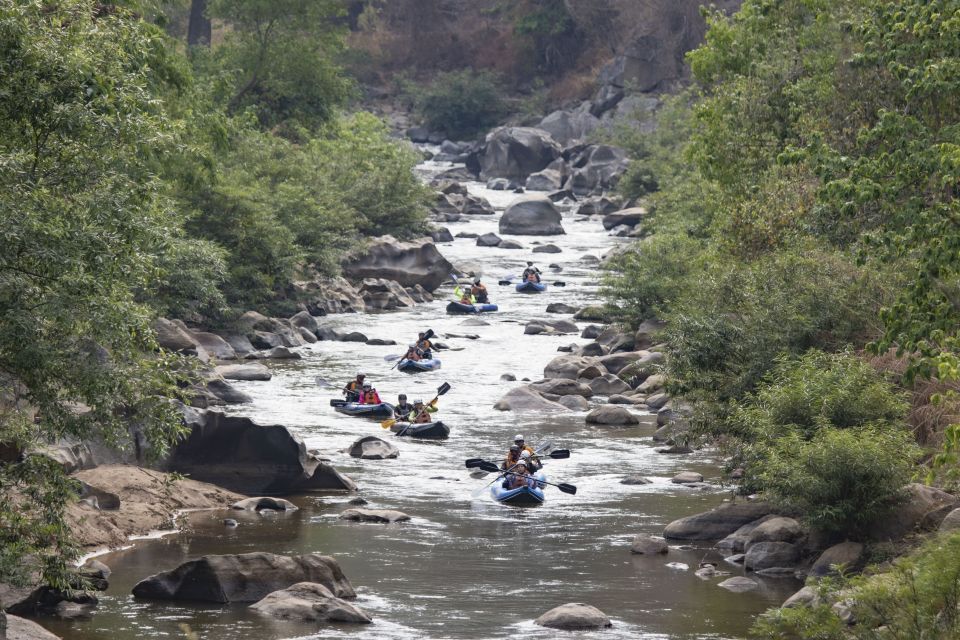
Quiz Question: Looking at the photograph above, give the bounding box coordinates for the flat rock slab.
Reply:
[671,471,703,484]
[231,497,298,512]
[339,508,410,523]
[717,577,759,593]
[215,363,272,381]
[535,603,612,630]
[250,582,371,624]
[664,502,775,541]
[7,614,62,639]
[620,475,652,485]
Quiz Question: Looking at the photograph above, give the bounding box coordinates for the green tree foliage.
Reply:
[0,0,198,585]
[208,0,353,131]
[416,70,506,139]
[512,0,581,76]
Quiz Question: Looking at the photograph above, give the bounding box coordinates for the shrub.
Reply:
[416,70,506,139]
[753,532,960,639]
[734,350,908,442]
[758,426,917,537]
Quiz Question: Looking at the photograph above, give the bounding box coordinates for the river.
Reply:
[44,156,799,640]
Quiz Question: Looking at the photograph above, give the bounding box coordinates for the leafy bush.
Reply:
[753,532,960,639]
[734,351,908,442]
[759,426,917,536]
[416,70,506,139]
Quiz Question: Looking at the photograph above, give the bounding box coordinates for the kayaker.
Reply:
[513,434,541,470]
[416,332,433,359]
[470,278,489,303]
[410,398,437,423]
[343,372,365,402]
[506,454,535,490]
[394,394,415,420]
[521,261,541,283]
[502,444,522,470]
[453,283,476,306]
[359,382,381,405]
[403,343,422,362]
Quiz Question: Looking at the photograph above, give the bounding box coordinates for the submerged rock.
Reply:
[631,535,668,555]
[346,436,399,460]
[250,582,371,624]
[231,497,298,512]
[339,508,410,523]
[535,603,612,630]
[717,577,759,593]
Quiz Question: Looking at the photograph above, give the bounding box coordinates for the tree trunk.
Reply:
[187,0,211,47]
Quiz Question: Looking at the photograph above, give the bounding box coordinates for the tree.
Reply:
[187,0,211,46]
[0,0,198,586]
[209,0,354,130]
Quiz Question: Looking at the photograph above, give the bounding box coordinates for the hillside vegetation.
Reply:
[602,0,960,634]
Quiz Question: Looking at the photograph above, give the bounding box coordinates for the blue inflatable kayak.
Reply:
[446,301,499,314]
[491,471,547,506]
[397,358,442,373]
[332,401,395,419]
[515,281,547,293]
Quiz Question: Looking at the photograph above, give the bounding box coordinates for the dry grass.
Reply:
[869,350,960,447]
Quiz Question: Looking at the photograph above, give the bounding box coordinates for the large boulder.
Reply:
[215,363,271,381]
[525,168,565,192]
[250,582,371,624]
[585,405,640,426]
[494,386,570,412]
[476,232,503,247]
[530,379,593,397]
[346,436,399,460]
[810,541,865,577]
[152,318,202,356]
[168,411,356,495]
[191,332,237,360]
[868,483,958,540]
[589,374,632,396]
[342,237,455,292]
[535,603,612,630]
[499,195,565,236]
[478,127,562,181]
[564,145,630,196]
[746,517,804,546]
[6,615,62,639]
[544,355,606,380]
[743,541,801,571]
[236,312,305,348]
[132,553,354,603]
[603,206,649,230]
[538,106,600,146]
[664,502,775,540]
[358,278,417,311]
[716,515,777,553]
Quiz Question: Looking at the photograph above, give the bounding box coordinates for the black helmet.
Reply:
[474,278,481,285]
[526,261,533,266]
[399,394,407,401]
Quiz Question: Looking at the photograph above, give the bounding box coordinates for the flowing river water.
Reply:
[45,156,799,640]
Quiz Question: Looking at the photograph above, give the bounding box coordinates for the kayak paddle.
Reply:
[315,376,337,388]
[381,381,451,429]
[475,460,577,495]
[465,450,570,468]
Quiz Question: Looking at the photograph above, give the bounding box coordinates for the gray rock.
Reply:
[602,206,648,230]
[717,577,759,593]
[223,519,238,527]
[494,386,570,412]
[671,471,703,484]
[6,615,62,639]
[476,232,502,247]
[365,338,397,346]
[231,497,299,512]
[809,541,865,577]
[608,394,645,405]
[589,374,632,396]
[346,436,399,460]
[657,444,693,454]
[744,541,801,571]
[478,127,562,181]
[546,303,578,314]
[132,553,354,603]
[298,327,317,343]
[621,475,652,485]
[783,586,820,609]
[339,331,368,343]
[499,240,524,249]
[250,582,371,624]
[746,517,804,546]
[581,325,604,339]
[342,237,454,292]
[717,516,777,553]
[532,244,562,254]
[192,332,237,360]
[645,392,670,410]
[631,535,668,555]
[538,108,600,146]
[940,507,960,532]
[557,395,589,411]
[263,346,300,360]
[577,197,620,216]
[530,378,593,397]
[225,334,257,357]
[585,405,640,426]
[500,373,517,382]
[525,168,564,192]
[664,502,775,540]
[215,363,272,381]
[339,508,410,523]
[499,195,565,236]
[430,227,454,243]
[544,354,605,380]
[535,603,612,630]
[151,317,199,354]
[868,482,958,540]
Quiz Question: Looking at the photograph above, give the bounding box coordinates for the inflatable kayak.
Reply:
[397,358,442,373]
[515,281,547,293]
[446,301,499,314]
[390,421,450,439]
[333,402,395,419]
[491,470,547,506]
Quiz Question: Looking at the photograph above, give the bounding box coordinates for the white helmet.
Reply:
[356,371,365,377]
[514,434,524,442]
[520,451,531,459]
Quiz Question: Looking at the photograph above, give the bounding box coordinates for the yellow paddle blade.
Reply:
[380,418,396,429]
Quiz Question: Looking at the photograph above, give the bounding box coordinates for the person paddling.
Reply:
[359,382,381,405]
[502,444,521,470]
[403,343,422,362]
[506,452,537,490]
[394,394,414,420]
[410,398,437,423]
[416,332,433,359]
[471,278,489,303]
[453,283,476,306]
[521,261,541,283]
[513,434,541,470]
[343,372,365,402]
